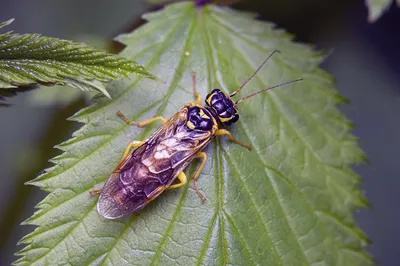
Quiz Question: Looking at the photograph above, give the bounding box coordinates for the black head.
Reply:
[186,106,215,131]
[205,89,239,125]
[203,51,303,126]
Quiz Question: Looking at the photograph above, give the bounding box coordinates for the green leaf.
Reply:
[16,3,372,266]
[365,0,400,22]
[0,19,157,101]
[24,35,112,107]
[0,18,15,29]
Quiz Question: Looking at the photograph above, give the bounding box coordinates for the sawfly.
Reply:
[91,50,302,219]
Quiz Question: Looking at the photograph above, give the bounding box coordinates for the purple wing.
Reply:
[97,108,214,219]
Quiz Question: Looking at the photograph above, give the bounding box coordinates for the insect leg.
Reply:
[167,172,187,189]
[89,189,101,196]
[117,111,167,127]
[192,72,202,105]
[216,129,252,150]
[192,152,207,201]
[121,140,143,161]
[115,140,144,169]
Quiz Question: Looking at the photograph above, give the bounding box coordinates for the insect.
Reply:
[92,50,302,219]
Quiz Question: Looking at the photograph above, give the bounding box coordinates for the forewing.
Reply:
[97,138,170,219]
[98,109,214,219]
[138,112,214,188]
[97,172,147,219]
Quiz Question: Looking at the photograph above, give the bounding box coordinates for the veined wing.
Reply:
[97,107,214,219]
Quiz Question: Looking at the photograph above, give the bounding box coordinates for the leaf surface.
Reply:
[16,3,372,266]
[0,19,156,102]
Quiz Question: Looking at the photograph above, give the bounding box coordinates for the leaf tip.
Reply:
[0,18,15,28]
[20,216,34,226]
[360,154,370,164]
[24,179,41,187]
[103,90,112,99]
[17,235,31,245]
[144,71,163,83]
[12,257,24,266]
[338,94,350,104]
[361,197,372,209]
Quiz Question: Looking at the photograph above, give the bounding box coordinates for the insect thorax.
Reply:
[205,89,239,125]
[186,106,216,131]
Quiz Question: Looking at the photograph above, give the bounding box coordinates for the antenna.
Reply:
[229,50,281,97]
[235,78,303,105]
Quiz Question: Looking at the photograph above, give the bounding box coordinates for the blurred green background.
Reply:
[1,0,399,265]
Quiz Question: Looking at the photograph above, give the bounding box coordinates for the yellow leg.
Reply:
[166,152,208,201]
[167,171,187,189]
[89,189,101,196]
[121,140,143,161]
[192,72,202,105]
[192,152,207,201]
[216,129,252,150]
[117,111,167,127]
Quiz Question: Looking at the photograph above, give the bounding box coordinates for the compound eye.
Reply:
[226,106,236,114]
[205,89,222,106]
[214,100,226,113]
[231,113,239,123]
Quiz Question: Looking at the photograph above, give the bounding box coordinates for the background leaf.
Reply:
[0,18,15,29]
[365,0,400,22]
[16,3,372,265]
[24,35,111,107]
[0,19,157,101]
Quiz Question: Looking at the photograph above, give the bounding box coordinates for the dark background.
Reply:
[1,0,399,265]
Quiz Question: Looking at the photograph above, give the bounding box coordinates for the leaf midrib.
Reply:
[96,6,200,266]
[202,8,283,265]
